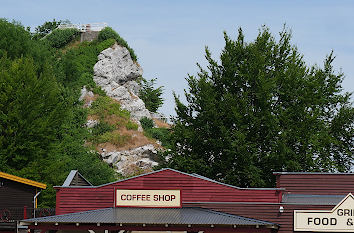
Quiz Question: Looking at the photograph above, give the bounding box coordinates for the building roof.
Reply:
[282,194,345,205]
[274,172,354,175]
[0,171,46,189]
[21,207,277,228]
[62,170,92,187]
[56,168,283,191]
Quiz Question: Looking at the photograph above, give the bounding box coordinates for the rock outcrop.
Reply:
[93,43,151,120]
[87,43,161,177]
[101,144,158,176]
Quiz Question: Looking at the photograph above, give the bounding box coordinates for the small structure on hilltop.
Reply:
[58,22,108,42]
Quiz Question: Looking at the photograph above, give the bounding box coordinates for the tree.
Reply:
[0,56,68,171]
[32,19,63,40]
[166,27,354,187]
[139,78,164,112]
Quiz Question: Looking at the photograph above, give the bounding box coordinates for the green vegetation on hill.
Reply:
[0,19,124,207]
[98,27,137,61]
[44,28,80,48]
[138,78,164,113]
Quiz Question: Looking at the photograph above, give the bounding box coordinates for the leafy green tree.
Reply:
[167,27,354,187]
[0,19,33,59]
[33,19,63,40]
[44,28,79,48]
[139,78,164,112]
[0,19,117,207]
[0,56,68,171]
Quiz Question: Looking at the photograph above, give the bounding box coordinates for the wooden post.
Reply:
[23,206,27,219]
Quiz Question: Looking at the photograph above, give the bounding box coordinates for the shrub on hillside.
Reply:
[89,96,130,120]
[140,117,155,130]
[98,27,137,61]
[97,131,131,147]
[138,78,164,113]
[61,39,115,93]
[44,28,79,48]
[126,121,139,130]
[145,128,171,148]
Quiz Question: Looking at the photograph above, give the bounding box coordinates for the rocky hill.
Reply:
[79,43,166,177]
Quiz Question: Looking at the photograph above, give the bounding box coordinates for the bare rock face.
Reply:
[87,43,160,177]
[101,144,159,176]
[93,43,151,120]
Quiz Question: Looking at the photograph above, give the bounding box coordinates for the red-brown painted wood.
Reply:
[55,169,280,214]
[276,173,354,195]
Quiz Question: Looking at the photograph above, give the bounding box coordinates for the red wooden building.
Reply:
[21,169,354,233]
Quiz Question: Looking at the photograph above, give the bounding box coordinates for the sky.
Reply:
[1,0,353,117]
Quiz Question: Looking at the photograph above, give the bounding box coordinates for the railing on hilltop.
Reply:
[58,22,108,32]
[0,207,55,222]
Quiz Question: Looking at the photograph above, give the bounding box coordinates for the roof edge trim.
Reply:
[0,171,46,189]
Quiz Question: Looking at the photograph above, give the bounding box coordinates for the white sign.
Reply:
[116,189,181,208]
[294,193,354,232]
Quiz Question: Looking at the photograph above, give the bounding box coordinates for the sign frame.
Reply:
[114,188,182,208]
[294,193,354,232]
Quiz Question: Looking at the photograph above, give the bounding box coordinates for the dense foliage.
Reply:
[44,28,79,48]
[140,117,171,148]
[166,27,354,187]
[0,19,118,207]
[32,19,63,39]
[139,78,164,112]
[98,27,137,61]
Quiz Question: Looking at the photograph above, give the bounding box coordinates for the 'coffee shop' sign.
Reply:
[294,193,354,232]
[115,189,181,208]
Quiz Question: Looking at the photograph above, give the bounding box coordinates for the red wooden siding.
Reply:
[185,202,335,233]
[276,173,354,195]
[56,169,280,215]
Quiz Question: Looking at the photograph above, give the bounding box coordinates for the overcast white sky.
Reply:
[1,0,353,117]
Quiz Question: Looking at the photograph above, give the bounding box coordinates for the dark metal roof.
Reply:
[282,194,345,205]
[21,207,277,227]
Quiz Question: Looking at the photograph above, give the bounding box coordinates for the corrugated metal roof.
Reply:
[21,207,277,227]
[282,194,345,205]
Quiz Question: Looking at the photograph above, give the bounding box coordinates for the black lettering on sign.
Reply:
[331,218,337,225]
[308,217,337,226]
[308,218,313,225]
[347,218,353,226]
[322,218,329,225]
[314,218,321,225]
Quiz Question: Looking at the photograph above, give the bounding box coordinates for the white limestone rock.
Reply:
[93,43,151,120]
[86,119,99,128]
[93,44,142,85]
[101,144,158,176]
